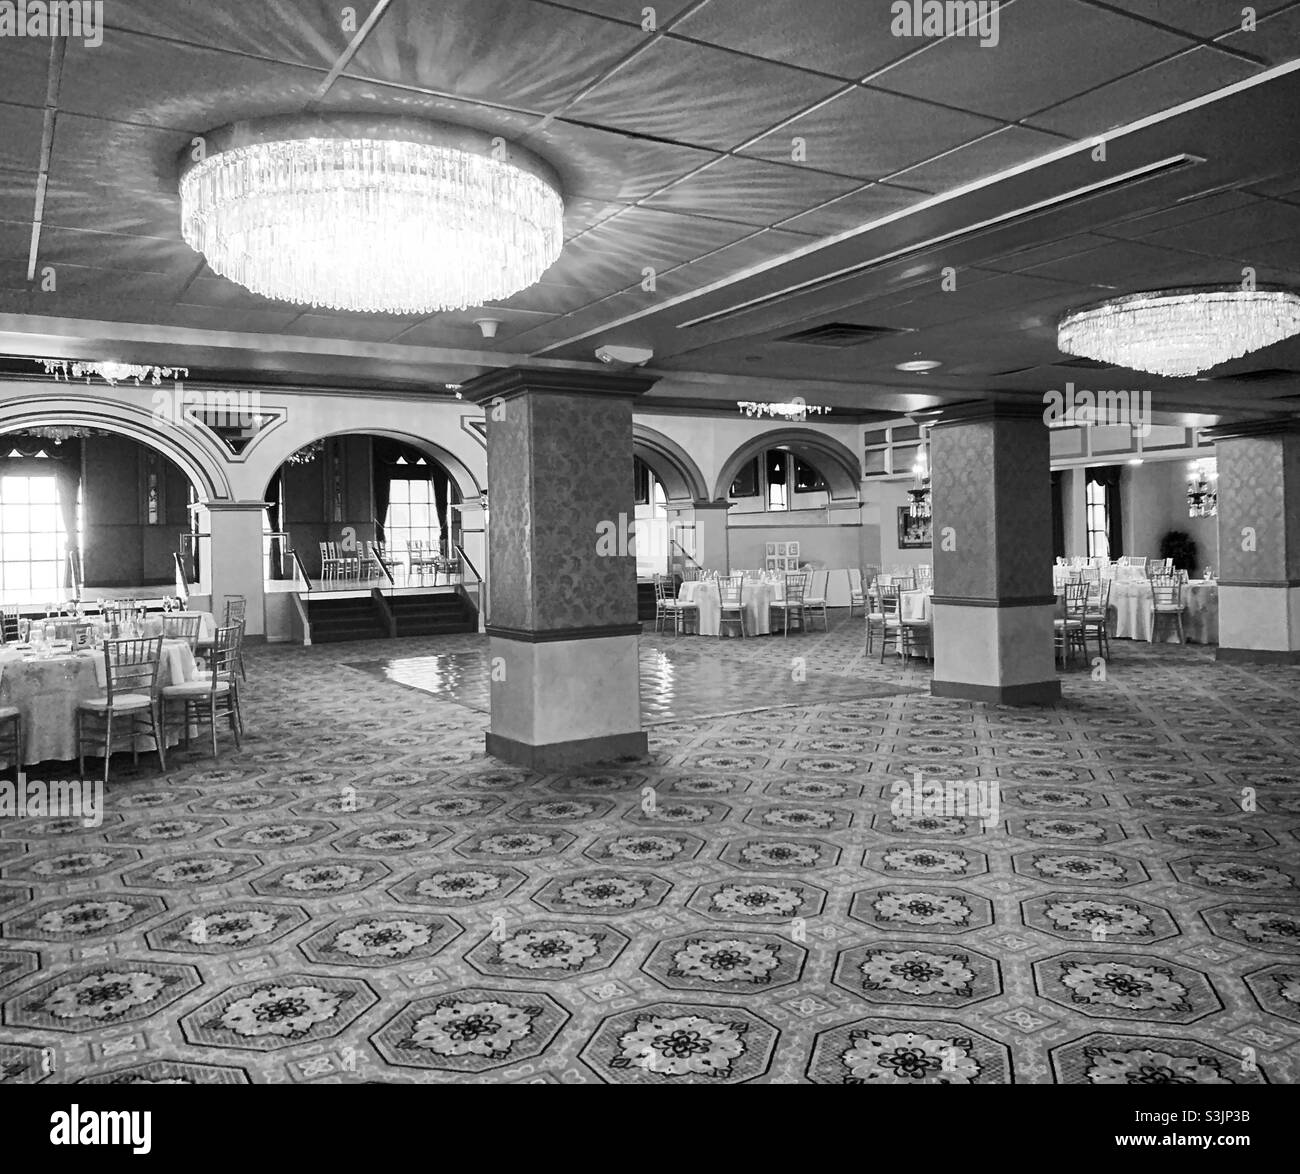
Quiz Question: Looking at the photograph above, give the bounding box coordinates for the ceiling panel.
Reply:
[869,0,1193,120]
[1139,198,1300,255]
[19,226,196,280]
[40,178,182,241]
[652,228,820,297]
[638,156,862,227]
[979,232,1121,273]
[50,114,193,203]
[529,0,700,25]
[1100,0,1295,38]
[774,183,935,236]
[670,0,918,81]
[888,125,1069,192]
[0,103,45,175]
[1016,238,1220,287]
[100,0,349,68]
[1098,189,1258,238]
[56,35,330,130]
[1218,3,1300,62]
[318,75,539,135]
[561,37,844,151]
[346,0,646,113]
[1025,46,1260,137]
[391,305,554,345]
[737,86,1003,181]
[284,313,422,343]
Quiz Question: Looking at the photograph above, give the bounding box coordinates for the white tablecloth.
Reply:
[1108,581,1218,644]
[143,611,217,642]
[679,580,782,636]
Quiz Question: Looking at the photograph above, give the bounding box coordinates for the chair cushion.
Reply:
[78,694,153,712]
[163,680,231,697]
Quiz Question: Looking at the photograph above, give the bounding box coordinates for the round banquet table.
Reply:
[678,579,782,636]
[0,638,200,765]
[142,611,217,642]
[1108,580,1218,644]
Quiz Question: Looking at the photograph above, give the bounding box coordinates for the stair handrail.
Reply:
[454,544,482,584]
[172,553,190,608]
[290,549,313,592]
[369,542,395,588]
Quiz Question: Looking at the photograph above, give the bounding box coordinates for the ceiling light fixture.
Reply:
[179,116,564,314]
[38,359,188,386]
[896,360,942,372]
[1058,286,1300,377]
[738,401,832,421]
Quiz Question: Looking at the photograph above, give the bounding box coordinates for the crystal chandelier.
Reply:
[17,425,104,443]
[1187,458,1218,518]
[179,117,564,314]
[738,401,832,421]
[908,452,932,520]
[285,440,324,466]
[38,359,188,386]
[1058,287,1300,377]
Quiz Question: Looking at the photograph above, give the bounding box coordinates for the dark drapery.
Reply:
[1050,471,1065,560]
[266,469,284,579]
[433,469,449,554]
[372,456,391,545]
[1087,465,1124,559]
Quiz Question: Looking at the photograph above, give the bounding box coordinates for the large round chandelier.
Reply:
[1058,286,1300,377]
[179,117,564,315]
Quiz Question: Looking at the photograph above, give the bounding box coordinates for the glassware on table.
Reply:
[17,618,30,644]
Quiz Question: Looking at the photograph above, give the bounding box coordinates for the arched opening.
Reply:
[713,429,862,506]
[264,431,475,583]
[0,422,208,604]
[632,425,709,504]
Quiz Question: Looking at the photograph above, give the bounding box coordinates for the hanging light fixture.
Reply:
[1058,286,1300,377]
[737,401,832,421]
[179,116,564,314]
[38,359,188,386]
[285,440,324,466]
[1187,458,1218,518]
[908,451,932,520]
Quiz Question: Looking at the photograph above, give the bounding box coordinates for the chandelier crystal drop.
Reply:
[738,401,832,421]
[179,127,564,314]
[39,359,188,386]
[1058,287,1300,377]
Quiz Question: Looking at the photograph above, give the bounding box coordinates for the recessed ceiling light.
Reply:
[1128,458,1143,465]
[896,360,942,372]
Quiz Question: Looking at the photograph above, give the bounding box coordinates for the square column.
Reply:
[464,366,656,768]
[204,502,267,638]
[689,500,732,574]
[1210,422,1300,664]
[929,403,1060,705]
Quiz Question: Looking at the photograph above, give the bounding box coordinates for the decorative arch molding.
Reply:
[259,428,483,503]
[0,394,233,501]
[633,424,709,503]
[712,428,862,504]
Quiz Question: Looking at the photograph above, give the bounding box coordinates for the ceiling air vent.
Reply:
[777,322,909,348]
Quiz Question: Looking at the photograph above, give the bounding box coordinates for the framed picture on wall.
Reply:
[898,507,932,549]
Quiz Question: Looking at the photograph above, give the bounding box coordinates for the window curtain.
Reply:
[54,461,80,588]
[1087,465,1124,559]
[372,458,391,545]
[266,469,284,580]
[0,440,82,588]
[1050,471,1065,560]
[433,469,449,555]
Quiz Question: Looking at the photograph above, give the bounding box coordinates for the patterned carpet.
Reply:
[1,620,1297,1085]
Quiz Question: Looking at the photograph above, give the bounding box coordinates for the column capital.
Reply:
[691,499,734,511]
[462,365,658,406]
[928,399,1048,429]
[1201,415,1300,442]
[201,500,273,512]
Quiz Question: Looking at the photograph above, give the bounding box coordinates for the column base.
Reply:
[485,730,649,770]
[931,679,1062,705]
[1216,646,1300,665]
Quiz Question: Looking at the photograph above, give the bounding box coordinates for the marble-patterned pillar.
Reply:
[929,403,1060,705]
[1209,421,1300,664]
[464,366,656,768]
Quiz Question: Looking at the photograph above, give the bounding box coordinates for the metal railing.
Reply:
[172,553,190,608]
[290,549,313,593]
[455,543,485,626]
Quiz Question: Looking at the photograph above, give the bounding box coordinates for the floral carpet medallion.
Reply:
[299,913,463,967]
[866,845,989,879]
[848,887,993,934]
[1021,894,1179,944]
[181,974,377,1050]
[463,921,628,979]
[580,1002,777,1083]
[371,988,569,1073]
[1050,1033,1270,1084]
[2,894,165,942]
[1034,953,1221,1024]
[642,932,805,993]
[0,630,1296,1083]
[6,962,200,1031]
[834,943,1002,1007]
[807,1017,1012,1084]
[532,871,671,915]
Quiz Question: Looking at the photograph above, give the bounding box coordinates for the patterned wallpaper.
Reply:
[932,415,1053,601]
[487,391,639,632]
[1217,434,1300,583]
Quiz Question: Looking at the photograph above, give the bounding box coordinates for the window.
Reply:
[1086,478,1110,560]
[729,449,830,511]
[766,450,788,511]
[729,458,760,498]
[0,475,70,593]
[384,478,440,556]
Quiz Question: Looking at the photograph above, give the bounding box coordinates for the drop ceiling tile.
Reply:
[670,0,917,80]
[980,233,1120,273]
[41,178,183,242]
[0,219,32,268]
[533,0,699,22]
[154,304,303,334]
[489,279,599,315]
[1101,0,1292,38]
[0,37,49,107]
[101,0,348,68]
[1018,238,1211,286]
[654,228,817,295]
[0,103,44,174]
[870,0,1192,121]
[562,37,844,151]
[1139,199,1300,256]
[888,125,1069,192]
[50,115,193,202]
[1024,46,1261,138]
[28,226,197,279]
[390,306,554,346]
[775,183,934,236]
[346,0,646,113]
[738,86,1003,180]
[1218,3,1300,63]
[56,34,330,131]
[639,157,862,227]
[526,124,720,204]
[1248,167,1300,199]
[284,313,423,343]
[181,276,312,312]
[1098,189,1258,238]
[23,263,187,304]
